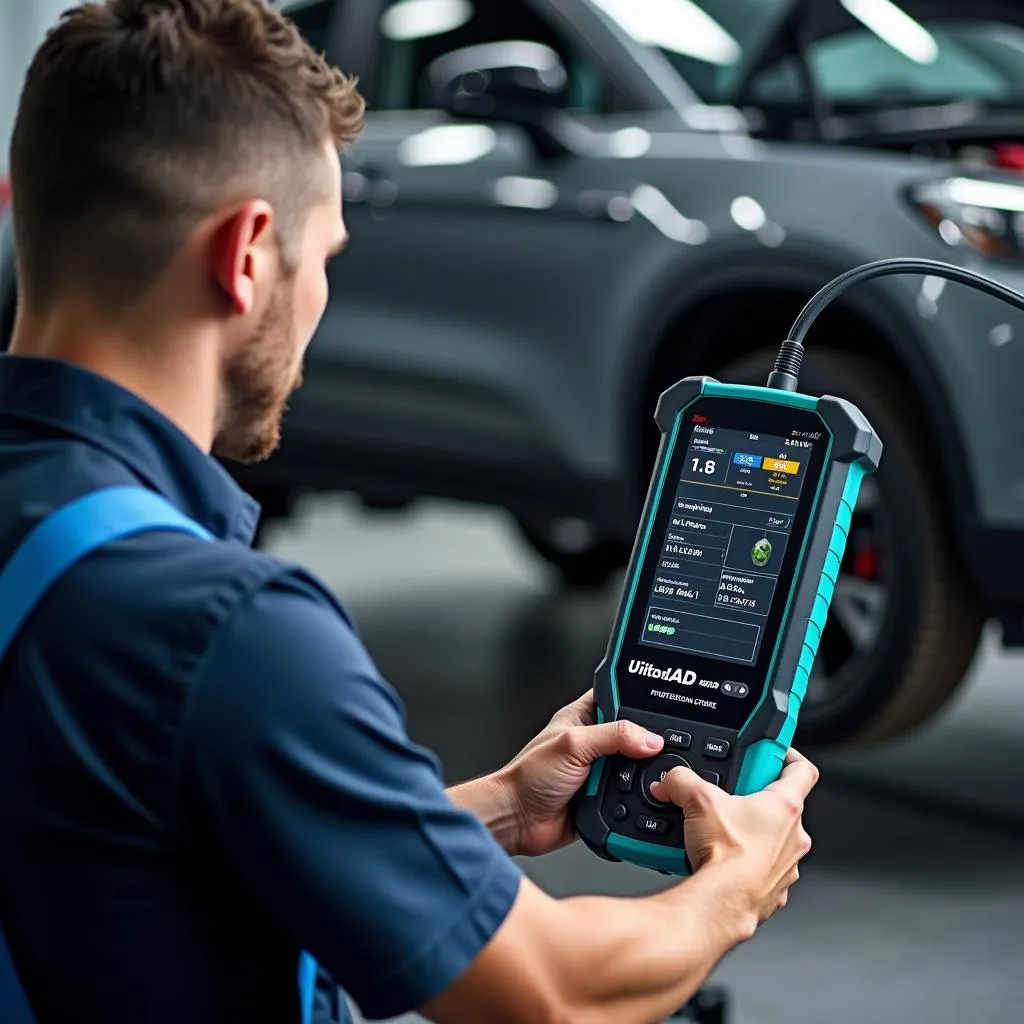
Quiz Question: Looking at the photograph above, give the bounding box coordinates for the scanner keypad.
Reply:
[641,755,692,808]
[703,738,731,760]
[601,712,737,848]
[615,763,636,792]
[636,815,670,835]
[663,728,692,750]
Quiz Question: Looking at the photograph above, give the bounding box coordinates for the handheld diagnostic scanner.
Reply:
[574,258,1024,875]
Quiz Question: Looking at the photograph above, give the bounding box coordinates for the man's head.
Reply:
[9,0,365,461]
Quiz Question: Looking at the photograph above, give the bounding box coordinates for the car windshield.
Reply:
[587,0,1024,107]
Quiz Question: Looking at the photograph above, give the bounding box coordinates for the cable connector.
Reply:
[766,339,803,392]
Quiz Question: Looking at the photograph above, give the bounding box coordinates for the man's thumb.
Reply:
[567,719,663,763]
[651,765,716,812]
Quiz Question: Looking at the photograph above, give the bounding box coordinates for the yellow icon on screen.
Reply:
[762,457,800,475]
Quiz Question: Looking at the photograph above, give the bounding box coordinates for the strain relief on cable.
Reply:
[766,339,803,392]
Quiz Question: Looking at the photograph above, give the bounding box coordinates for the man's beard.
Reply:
[213,279,303,464]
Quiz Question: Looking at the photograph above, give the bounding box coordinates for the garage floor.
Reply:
[266,496,1024,1024]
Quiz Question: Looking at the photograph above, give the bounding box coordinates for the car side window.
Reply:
[373,0,607,113]
[285,0,336,56]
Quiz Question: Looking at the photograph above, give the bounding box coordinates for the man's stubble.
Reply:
[213,275,303,464]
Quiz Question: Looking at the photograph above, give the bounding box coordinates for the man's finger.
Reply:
[766,747,820,800]
[552,688,598,729]
[783,746,811,768]
[568,690,597,725]
[650,765,716,812]
[567,719,663,763]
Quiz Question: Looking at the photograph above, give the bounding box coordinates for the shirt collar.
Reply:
[0,354,261,544]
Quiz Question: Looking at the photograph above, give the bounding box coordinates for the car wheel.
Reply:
[715,348,985,747]
[515,516,629,590]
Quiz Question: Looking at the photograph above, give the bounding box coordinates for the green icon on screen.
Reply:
[751,538,773,567]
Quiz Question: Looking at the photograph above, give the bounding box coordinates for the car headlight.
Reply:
[909,177,1024,260]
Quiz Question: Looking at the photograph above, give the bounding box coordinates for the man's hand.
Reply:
[651,747,819,923]
[496,691,664,857]
[433,738,819,1024]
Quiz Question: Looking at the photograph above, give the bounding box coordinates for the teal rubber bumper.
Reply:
[735,462,867,795]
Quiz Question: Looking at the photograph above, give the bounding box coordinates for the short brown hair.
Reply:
[10,0,365,315]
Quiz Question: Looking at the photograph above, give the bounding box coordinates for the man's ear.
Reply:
[211,200,276,316]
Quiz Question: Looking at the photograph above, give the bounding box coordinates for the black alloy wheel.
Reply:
[713,348,985,747]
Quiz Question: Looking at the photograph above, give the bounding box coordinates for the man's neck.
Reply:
[9,301,219,454]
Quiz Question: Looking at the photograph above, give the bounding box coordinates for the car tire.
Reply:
[515,517,629,590]
[714,347,985,747]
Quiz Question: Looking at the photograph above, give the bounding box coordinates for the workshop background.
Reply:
[2,1,1024,1022]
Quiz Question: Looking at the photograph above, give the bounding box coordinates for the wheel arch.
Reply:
[620,253,979,559]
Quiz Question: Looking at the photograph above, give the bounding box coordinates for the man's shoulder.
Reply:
[24,525,364,805]
[67,528,348,648]
[2,512,362,847]
[18,513,354,716]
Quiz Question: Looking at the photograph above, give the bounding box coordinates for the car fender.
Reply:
[612,237,977,532]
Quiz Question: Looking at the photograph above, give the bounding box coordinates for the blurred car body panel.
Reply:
[4,0,1024,743]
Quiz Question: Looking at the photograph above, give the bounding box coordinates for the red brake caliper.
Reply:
[852,547,879,581]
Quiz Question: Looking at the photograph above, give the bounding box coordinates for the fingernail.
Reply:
[644,731,662,749]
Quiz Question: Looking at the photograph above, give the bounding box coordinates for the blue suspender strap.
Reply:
[298,950,318,1024]
[0,487,213,1024]
[0,487,213,655]
[0,486,321,1023]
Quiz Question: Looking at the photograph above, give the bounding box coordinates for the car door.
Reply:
[308,0,666,492]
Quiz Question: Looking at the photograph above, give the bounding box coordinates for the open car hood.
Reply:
[730,0,1024,103]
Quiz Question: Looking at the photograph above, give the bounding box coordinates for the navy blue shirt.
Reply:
[0,355,522,1023]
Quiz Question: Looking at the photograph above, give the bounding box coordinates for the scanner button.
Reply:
[636,815,670,835]
[641,755,692,807]
[703,738,731,760]
[722,681,749,699]
[700,770,721,786]
[612,803,629,822]
[664,728,692,750]
[616,762,636,792]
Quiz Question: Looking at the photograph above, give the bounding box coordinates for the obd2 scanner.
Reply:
[574,257,1024,875]
[572,377,880,875]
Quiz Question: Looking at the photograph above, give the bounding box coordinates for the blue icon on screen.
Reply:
[733,452,758,467]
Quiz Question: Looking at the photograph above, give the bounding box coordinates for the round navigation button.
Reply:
[641,755,692,808]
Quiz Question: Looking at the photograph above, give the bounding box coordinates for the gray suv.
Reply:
[5,0,1024,748]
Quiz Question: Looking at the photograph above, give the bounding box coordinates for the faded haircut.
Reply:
[10,0,365,315]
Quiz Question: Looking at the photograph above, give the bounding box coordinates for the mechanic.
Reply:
[0,2,818,1022]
